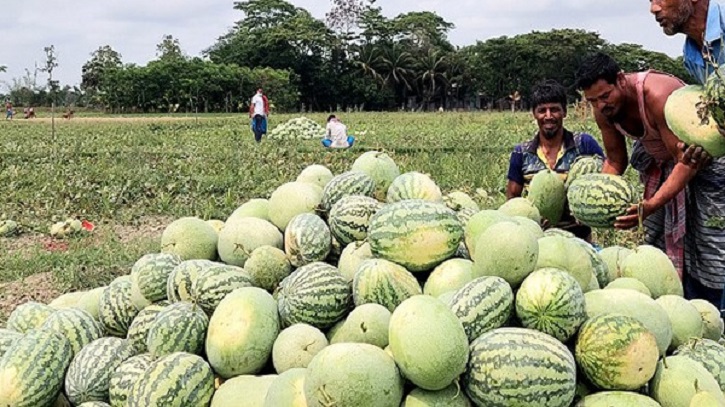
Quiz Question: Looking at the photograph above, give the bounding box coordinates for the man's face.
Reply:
[533,102,566,140]
[583,78,625,120]
[650,0,694,36]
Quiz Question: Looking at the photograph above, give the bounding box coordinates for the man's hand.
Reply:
[677,142,712,170]
[614,201,654,230]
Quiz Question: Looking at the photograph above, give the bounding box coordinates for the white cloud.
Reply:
[0,0,687,89]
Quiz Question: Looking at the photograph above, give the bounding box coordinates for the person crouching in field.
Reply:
[249,88,269,143]
[323,115,355,149]
[505,79,605,241]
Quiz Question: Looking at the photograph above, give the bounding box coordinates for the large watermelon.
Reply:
[650,355,725,407]
[217,216,283,267]
[447,276,514,342]
[191,263,253,315]
[655,295,704,352]
[536,235,594,290]
[5,301,55,333]
[575,391,662,407]
[320,171,376,213]
[146,301,209,358]
[352,258,422,312]
[244,245,291,292]
[565,155,604,188]
[296,164,334,189]
[160,217,218,261]
[284,213,332,267]
[690,299,725,341]
[675,338,725,392]
[109,354,154,407]
[368,200,463,272]
[263,368,307,407]
[41,308,104,358]
[387,172,443,203]
[127,352,214,407]
[268,181,323,231]
[527,169,566,225]
[65,337,136,405]
[621,245,684,298]
[567,173,637,228]
[272,323,328,373]
[328,303,391,348]
[126,303,167,354]
[129,253,181,307]
[423,258,475,298]
[328,195,382,245]
[351,150,401,200]
[472,221,538,287]
[664,84,725,157]
[98,276,140,337]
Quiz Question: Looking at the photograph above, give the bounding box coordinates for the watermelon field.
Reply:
[2,111,723,407]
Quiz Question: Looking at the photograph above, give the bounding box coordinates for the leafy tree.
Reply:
[81,45,123,92]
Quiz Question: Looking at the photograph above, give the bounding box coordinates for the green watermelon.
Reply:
[352,258,422,312]
[664,84,725,157]
[75,287,106,320]
[98,277,140,337]
[444,191,480,212]
[527,169,566,225]
[65,337,136,405]
[328,303,391,348]
[387,172,443,203]
[228,198,271,222]
[272,323,328,374]
[575,391,662,407]
[263,368,307,407]
[690,299,725,341]
[463,210,512,259]
[599,245,633,281]
[621,245,684,298]
[146,301,208,358]
[320,171,376,212]
[402,384,473,407]
[351,151,401,200]
[244,245,291,292]
[129,253,181,307]
[191,263,253,315]
[675,338,725,392]
[472,221,538,287]
[535,235,594,290]
[566,155,604,189]
[211,375,277,406]
[328,195,382,245]
[109,353,154,407]
[567,173,637,228]
[447,276,514,342]
[337,241,374,282]
[217,216,283,267]
[268,181,323,231]
[650,355,725,407]
[423,258,474,298]
[368,200,463,272]
[6,301,55,333]
[167,259,211,303]
[160,217,218,260]
[498,197,542,223]
[296,164,334,189]
[41,308,104,358]
[0,329,21,358]
[127,352,214,407]
[657,294,705,351]
[605,277,653,296]
[284,213,332,267]
[126,303,167,354]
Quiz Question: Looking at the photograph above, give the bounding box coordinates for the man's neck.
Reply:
[538,131,565,150]
[684,0,710,49]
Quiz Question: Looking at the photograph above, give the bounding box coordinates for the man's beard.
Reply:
[664,2,694,35]
[542,125,558,140]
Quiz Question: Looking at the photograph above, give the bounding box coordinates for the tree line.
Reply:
[1,0,693,113]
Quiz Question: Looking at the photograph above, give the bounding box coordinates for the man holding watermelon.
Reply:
[576,52,725,313]
[505,79,605,241]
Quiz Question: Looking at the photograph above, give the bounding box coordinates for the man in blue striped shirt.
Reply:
[650,0,725,315]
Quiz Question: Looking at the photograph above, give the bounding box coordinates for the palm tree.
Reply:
[417,48,447,109]
[351,44,384,86]
[379,43,415,108]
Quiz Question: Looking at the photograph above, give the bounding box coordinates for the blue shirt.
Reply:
[507,130,604,186]
[683,0,725,84]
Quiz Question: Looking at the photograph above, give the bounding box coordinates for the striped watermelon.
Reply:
[109,353,154,407]
[191,263,253,315]
[352,258,422,312]
[41,308,104,357]
[320,171,376,213]
[351,150,401,200]
[456,206,478,226]
[389,295,469,390]
[515,268,586,342]
[217,216,283,267]
[675,338,725,392]
[447,276,514,342]
[387,172,443,203]
[245,245,292,292]
[284,213,332,267]
[527,169,566,225]
[575,314,659,390]
[64,337,136,405]
[0,329,21,358]
[99,277,140,337]
[464,327,577,407]
[6,301,55,333]
[277,262,351,329]
[129,253,181,308]
[126,303,167,354]
[368,200,463,272]
[565,155,604,188]
[167,259,212,303]
[567,173,637,228]
[206,287,280,378]
[272,323,328,373]
[328,195,382,245]
[127,352,214,407]
[146,301,209,358]
[0,329,73,407]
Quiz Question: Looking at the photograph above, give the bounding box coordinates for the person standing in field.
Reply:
[505,79,605,241]
[5,101,13,120]
[647,0,725,313]
[323,115,355,149]
[576,52,725,312]
[249,88,269,143]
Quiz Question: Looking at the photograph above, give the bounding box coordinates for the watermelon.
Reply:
[320,171,376,212]
[566,155,604,188]
[572,237,610,288]
[567,173,637,228]
[206,287,280,378]
[423,258,475,298]
[296,164,334,189]
[650,355,725,407]
[515,268,586,342]
[527,169,566,225]
[41,308,104,357]
[0,329,73,407]
[690,299,725,341]
[328,303,391,348]
[352,258,422,312]
[49,291,87,309]
[244,245,291,292]
[75,287,107,320]
[402,384,473,407]
[272,323,328,373]
[444,191,480,212]
[6,301,55,333]
[0,329,21,358]
[656,295,704,352]
[389,295,469,390]
[447,276,514,342]
[464,327,576,407]
[498,197,542,223]
[472,221,538,287]
[328,195,382,245]
[167,259,211,303]
[605,277,653,296]
[127,352,214,407]
[160,217,218,260]
[217,216,283,267]
[368,200,463,272]
[65,337,136,405]
[212,375,277,406]
[337,241,374,282]
[109,353,154,407]
[535,235,594,290]
[351,151,401,200]
[228,198,271,222]
[284,213,332,267]
[585,288,673,355]
[263,368,307,407]
[576,314,660,390]
[191,263,253,315]
[387,172,443,203]
[126,303,167,354]
[664,84,725,157]
[512,215,545,239]
[129,253,181,307]
[304,343,404,407]
[277,262,351,329]
[463,210,512,259]
[98,276,140,337]
[599,245,633,281]
[146,301,209,358]
[621,245,684,298]
[575,391,662,407]
[675,338,725,392]
[268,181,323,231]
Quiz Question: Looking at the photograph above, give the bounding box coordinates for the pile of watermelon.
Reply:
[267,117,325,141]
[2,150,724,407]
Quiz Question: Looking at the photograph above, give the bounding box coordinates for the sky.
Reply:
[0,0,688,89]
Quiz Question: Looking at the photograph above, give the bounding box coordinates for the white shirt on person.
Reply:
[326,120,349,148]
[251,94,266,116]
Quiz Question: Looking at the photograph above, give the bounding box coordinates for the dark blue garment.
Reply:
[251,115,267,142]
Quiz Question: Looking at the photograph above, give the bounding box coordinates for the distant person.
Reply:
[5,101,13,120]
[28,107,35,119]
[323,115,355,149]
[505,79,604,241]
[249,88,269,143]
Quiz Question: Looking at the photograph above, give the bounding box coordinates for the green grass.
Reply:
[0,111,642,320]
